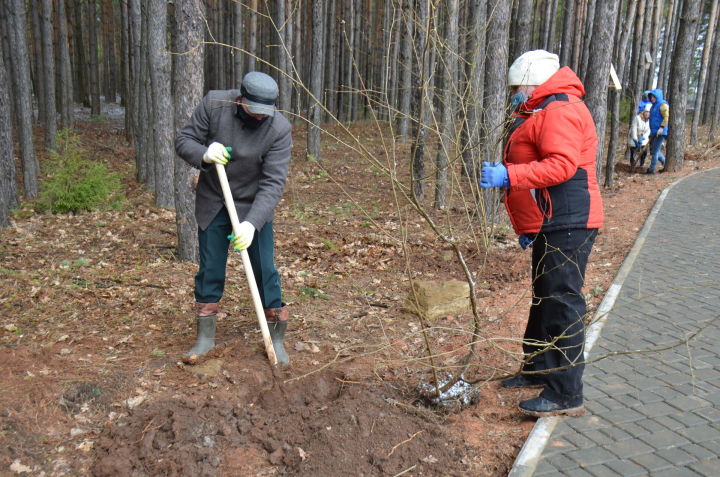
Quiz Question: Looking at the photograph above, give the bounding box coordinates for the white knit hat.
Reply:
[508,50,560,86]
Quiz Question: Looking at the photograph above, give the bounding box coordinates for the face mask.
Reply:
[511,91,527,107]
[236,103,268,129]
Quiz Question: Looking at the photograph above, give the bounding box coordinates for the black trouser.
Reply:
[195,208,282,309]
[522,228,597,406]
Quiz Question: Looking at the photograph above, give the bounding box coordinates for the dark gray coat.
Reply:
[175,90,292,230]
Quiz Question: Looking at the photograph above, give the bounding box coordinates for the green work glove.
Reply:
[228,221,255,251]
[203,142,230,165]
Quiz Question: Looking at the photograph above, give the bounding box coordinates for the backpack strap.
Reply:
[505,93,569,141]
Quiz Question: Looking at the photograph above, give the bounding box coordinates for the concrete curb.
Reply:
[507,170,703,477]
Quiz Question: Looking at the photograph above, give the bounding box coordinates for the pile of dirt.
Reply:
[92,354,475,476]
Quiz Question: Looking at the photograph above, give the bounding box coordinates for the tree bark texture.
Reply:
[41,0,57,149]
[512,0,533,61]
[703,3,720,125]
[690,0,718,144]
[411,0,430,202]
[8,0,39,199]
[56,0,73,129]
[559,0,575,66]
[397,0,414,141]
[0,47,18,227]
[461,0,486,180]
[148,0,174,207]
[583,0,619,178]
[433,0,459,210]
[667,0,702,172]
[87,0,101,116]
[173,0,205,263]
[307,0,325,160]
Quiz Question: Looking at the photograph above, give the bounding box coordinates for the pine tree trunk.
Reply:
[0,47,18,227]
[667,0,702,171]
[657,0,677,92]
[702,4,720,125]
[233,0,244,85]
[56,0,73,129]
[324,0,337,122]
[248,0,258,71]
[31,5,45,125]
[87,0,101,115]
[583,0,619,178]
[579,0,597,80]
[276,0,291,115]
[397,0,414,141]
[604,0,639,187]
[8,0,39,199]
[572,0,587,72]
[307,0,325,160]
[129,0,142,145]
[461,0,486,180]
[1,2,18,132]
[41,0,57,149]
[512,0,533,61]
[483,0,510,221]
[411,0,431,203]
[559,0,575,66]
[102,0,117,102]
[173,0,204,263]
[135,0,151,185]
[690,0,718,145]
[433,0,459,210]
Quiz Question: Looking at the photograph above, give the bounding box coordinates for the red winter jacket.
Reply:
[504,67,604,234]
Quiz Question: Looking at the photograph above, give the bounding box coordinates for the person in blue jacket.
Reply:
[646,89,669,174]
[637,90,652,114]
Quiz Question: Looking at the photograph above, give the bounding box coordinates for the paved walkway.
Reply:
[510,168,720,476]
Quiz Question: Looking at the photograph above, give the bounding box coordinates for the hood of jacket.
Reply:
[523,67,585,110]
[649,88,665,103]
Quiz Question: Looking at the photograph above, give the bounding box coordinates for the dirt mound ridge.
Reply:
[92,360,473,476]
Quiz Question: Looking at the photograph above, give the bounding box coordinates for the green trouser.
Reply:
[195,208,282,309]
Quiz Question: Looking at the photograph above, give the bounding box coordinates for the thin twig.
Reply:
[387,430,423,458]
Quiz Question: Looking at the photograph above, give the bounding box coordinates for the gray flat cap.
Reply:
[240,72,278,117]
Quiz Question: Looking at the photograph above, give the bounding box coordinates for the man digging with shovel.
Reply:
[175,72,292,366]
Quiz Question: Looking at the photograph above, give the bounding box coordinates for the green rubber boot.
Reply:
[265,306,290,366]
[268,320,289,366]
[183,315,216,363]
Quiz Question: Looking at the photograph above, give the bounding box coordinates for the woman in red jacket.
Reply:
[480,50,604,417]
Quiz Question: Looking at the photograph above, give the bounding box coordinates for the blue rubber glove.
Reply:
[479,162,509,188]
[518,234,534,250]
[633,139,640,148]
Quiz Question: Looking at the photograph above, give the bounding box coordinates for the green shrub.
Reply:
[36,130,125,214]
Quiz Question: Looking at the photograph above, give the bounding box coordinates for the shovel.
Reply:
[214,161,278,366]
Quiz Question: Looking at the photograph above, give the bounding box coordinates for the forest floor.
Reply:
[1,112,719,476]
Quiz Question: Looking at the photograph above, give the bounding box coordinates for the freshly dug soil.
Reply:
[92,352,474,477]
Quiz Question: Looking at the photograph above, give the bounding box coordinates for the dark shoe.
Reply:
[518,396,585,417]
[645,169,656,174]
[501,374,544,389]
[265,305,290,366]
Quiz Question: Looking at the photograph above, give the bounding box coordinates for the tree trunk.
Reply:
[512,0,533,61]
[657,0,677,92]
[135,0,151,186]
[579,0,597,80]
[583,0,619,178]
[129,0,141,146]
[433,0,458,210]
[559,0,575,66]
[233,0,244,86]
[307,0,325,160]
[41,0,57,149]
[31,5,45,125]
[411,0,431,202]
[1,2,19,133]
[461,0,486,180]
[703,3,720,125]
[667,0,702,172]
[102,0,117,102]
[604,0,639,187]
[324,0,337,121]
[56,0,73,129]
[173,0,204,263]
[276,0,292,115]
[482,0,510,221]
[397,0,414,141]
[248,0,258,71]
[572,0,587,72]
[0,47,18,227]
[148,0,174,205]
[87,0,101,115]
[690,0,718,145]
[8,0,39,199]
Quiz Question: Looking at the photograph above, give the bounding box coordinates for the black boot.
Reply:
[265,306,290,366]
[183,303,218,363]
